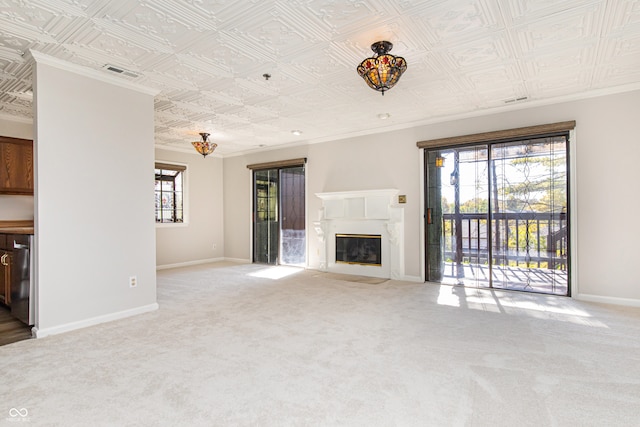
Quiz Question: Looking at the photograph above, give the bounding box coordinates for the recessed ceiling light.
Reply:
[291,130,302,136]
[378,113,391,120]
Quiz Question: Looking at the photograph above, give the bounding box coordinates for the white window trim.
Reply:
[155,160,189,227]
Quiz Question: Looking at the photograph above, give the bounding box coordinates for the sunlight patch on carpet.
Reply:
[248,266,304,280]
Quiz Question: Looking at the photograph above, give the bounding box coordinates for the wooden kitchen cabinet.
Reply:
[0,249,11,306]
[0,136,34,195]
[0,233,10,305]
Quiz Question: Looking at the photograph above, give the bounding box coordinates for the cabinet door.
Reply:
[0,250,10,306]
[0,136,34,195]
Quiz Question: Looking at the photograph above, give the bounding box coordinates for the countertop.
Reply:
[0,227,34,234]
[0,220,34,235]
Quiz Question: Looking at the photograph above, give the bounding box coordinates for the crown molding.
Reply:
[223,82,640,157]
[195,89,632,159]
[315,83,640,147]
[0,112,33,124]
[25,50,160,97]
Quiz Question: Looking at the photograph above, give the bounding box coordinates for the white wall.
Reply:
[223,146,310,263]
[223,137,421,276]
[32,56,158,335]
[223,89,640,303]
[0,117,34,220]
[155,148,224,268]
[0,196,34,220]
[0,116,32,140]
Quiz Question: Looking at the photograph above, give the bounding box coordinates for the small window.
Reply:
[155,162,186,223]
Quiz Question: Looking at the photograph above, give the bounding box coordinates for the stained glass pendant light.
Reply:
[357,41,407,95]
[192,132,217,158]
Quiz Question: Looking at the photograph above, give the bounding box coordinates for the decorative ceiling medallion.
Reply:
[357,41,407,96]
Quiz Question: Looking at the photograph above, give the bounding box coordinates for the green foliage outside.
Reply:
[441,143,567,268]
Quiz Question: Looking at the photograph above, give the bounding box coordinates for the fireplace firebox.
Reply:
[335,234,381,266]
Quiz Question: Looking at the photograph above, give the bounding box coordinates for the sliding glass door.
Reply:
[254,169,279,264]
[490,138,569,294]
[253,166,305,266]
[279,166,306,265]
[426,146,490,287]
[425,135,570,295]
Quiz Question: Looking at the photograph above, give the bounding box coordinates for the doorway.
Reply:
[425,134,570,295]
[253,165,306,266]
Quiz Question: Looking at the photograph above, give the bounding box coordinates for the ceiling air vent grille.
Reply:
[503,96,528,104]
[103,64,140,78]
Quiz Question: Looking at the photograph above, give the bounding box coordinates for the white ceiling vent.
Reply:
[503,96,528,104]
[103,64,140,78]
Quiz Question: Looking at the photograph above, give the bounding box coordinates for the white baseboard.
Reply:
[576,293,640,308]
[156,257,225,270]
[223,257,251,264]
[401,275,423,283]
[33,303,159,338]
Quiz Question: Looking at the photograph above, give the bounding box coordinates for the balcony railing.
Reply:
[442,212,568,270]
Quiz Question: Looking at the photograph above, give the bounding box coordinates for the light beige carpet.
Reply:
[314,272,388,285]
[1,262,639,426]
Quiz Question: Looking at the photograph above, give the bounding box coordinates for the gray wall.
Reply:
[155,148,224,267]
[33,57,157,334]
[223,89,640,303]
[223,146,311,264]
[3,76,638,328]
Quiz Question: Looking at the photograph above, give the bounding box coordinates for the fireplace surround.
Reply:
[314,189,404,279]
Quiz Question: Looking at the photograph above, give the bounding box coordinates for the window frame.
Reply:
[155,161,188,227]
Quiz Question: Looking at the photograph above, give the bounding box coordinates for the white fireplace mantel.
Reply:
[314,189,404,279]
[315,189,399,220]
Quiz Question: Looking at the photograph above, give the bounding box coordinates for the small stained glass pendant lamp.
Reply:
[357,41,407,96]
[192,132,217,158]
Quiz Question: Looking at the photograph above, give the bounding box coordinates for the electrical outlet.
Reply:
[129,276,137,288]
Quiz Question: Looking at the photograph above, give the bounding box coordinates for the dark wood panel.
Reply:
[155,162,186,171]
[0,305,32,346]
[416,121,576,149]
[0,234,14,250]
[247,157,307,170]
